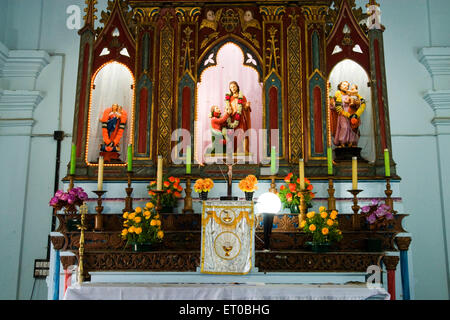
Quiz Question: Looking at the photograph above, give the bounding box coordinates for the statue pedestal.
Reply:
[334,147,366,162]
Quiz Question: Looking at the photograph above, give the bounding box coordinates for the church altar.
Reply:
[48,0,413,302]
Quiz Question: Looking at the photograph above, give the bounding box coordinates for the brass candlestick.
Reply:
[348,189,362,230]
[153,190,165,215]
[385,177,396,214]
[327,175,336,211]
[77,202,88,284]
[68,174,74,191]
[183,176,194,214]
[298,189,308,225]
[269,176,277,193]
[123,171,134,213]
[93,190,106,231]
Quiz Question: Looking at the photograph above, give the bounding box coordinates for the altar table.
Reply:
[64,283,389,300]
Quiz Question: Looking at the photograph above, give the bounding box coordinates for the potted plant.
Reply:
[121,202,164,252]
[194,178,214,200]
[49,187,89,231]
[300,206,343,253]
[147,176,183,213]
[238,175,258,200]
[360,199,394,252]
[278,173,315,213]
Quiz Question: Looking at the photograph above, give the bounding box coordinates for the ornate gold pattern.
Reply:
[157,14,175,162]
[287,14,303,162]
[133,7,160,26]
[259,6,286,22]
[82,0,98,27]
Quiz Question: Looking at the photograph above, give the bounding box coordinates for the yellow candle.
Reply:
[97,156,104,191]
[352,156,358,190]
[156,155,163,190]
[384,148,390,177]
[299,158,305,190]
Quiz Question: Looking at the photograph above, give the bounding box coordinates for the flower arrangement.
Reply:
[360,199,394,230]
[238,175,258,193]
[278,173,315,212]
[300,206,343,245]
[49,187,89,213]
[224,92,243,129]
[194,178,214,193]
[147,176,183,209]
[121,202,164,246]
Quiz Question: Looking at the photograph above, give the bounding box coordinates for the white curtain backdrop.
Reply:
[328,59,375,163]
[196,42,263,164]
[87,62,134,163]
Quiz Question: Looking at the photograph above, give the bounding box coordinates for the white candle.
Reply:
[156,156,163,190]
[97,156,104,191]
[299,158,305,190]
[352,156,358,190]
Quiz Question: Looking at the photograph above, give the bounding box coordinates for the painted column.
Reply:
[383,255,400,300]
[395,236,412,300]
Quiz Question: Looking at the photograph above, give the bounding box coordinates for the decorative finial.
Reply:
[83,0,98,28]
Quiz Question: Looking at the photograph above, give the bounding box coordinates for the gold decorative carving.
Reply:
[220,9,240,33]
[157,14,175,162]
[259,6,286,22]
[133,7,160,26]
[200,8,222,31]
[175,7,201,23]
[383,255,400,271]
[99,0,136,36]
[82,0,98,27]
[302,6,328,24]
[266,26,280,73]
[395,237,412,251]
[287,14,303,162]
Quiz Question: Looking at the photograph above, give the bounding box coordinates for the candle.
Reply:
[97,156,104,191]
[327,147,333,175]
[127,144,132,172]
[299,158,305,190]
[352,156,358,190]
[70,143,76,175]
[384,148,390,177]
[270,146,276,174]
[186,145,191,174]
[156,155,163,190]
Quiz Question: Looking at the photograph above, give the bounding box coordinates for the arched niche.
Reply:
[85,61,135,165]
[195,42,263,164]
[328,59,375,163]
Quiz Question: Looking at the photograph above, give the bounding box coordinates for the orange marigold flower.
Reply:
[322,227,329,235]
[307,184,313,191]
[280,185,286,191]
[164,181,170,187]
[289,183,297,192]
[309,224,316,232]
[174,191,181,198]
[320,211,328,219]
[327,219,334,226]
[168,176,175,183]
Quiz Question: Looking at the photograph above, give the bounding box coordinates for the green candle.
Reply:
[127,144,132,172]
[70,143,76,175]
[270,146,276,174]
[186,145,191,174]
[327,147,333,175]
[384,148,390,177]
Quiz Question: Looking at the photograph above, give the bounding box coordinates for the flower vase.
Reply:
[311,242,330,253]
[132,243,153,252]
[289,205,300,214]
[199,191,208,200]
[245,192,254,201]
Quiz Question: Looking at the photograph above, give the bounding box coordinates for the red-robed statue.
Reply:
[100,103,127,161]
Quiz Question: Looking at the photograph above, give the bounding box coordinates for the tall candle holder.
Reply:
[327,175,336,211]
[68,174,75,191]
[385,177,396,214]
[183,175,194,214]
[123,171,134,213]
[269,176,277,193]
[348,189,362,230]
[93,190,107,231]
[77,202,88,284]
[153,190,165,215]
[298,189,309,225]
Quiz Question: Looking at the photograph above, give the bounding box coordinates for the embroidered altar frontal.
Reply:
[201,201,255,275]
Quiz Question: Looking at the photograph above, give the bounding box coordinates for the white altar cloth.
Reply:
[64,283,389,300]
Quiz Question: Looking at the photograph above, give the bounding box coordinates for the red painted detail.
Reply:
[138,87,148,154]
[181,86,191,150]
[387,269,396,300]
[76,43,90,157]
[313,86,324,154]
[269,86,279,148]
[374,39,387,150]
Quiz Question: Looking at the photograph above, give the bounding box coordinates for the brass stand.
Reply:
[298,189,308,225]
[153,190,165,215]
[68,174,74,191]
[327,175,336,211]
[269,176,277,193]
[77,203,88,284]
[348,189,362,230]
[385,177,396,214]
[183,176,194,214]
[93,190,106,231]
[123,171,133,213]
